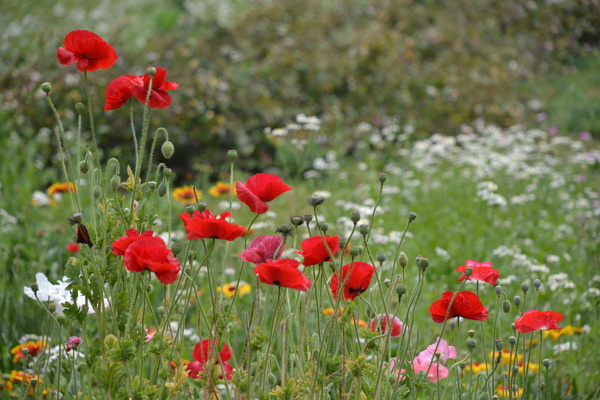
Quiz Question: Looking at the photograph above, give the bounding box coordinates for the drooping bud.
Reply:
[75,102,85,114]
[378,173,387,183]
[268,373,277,386]
[157,182,167,197]
[41,82,52,93]
[399,252,408,268]
[147,66,157,76]
[502,300,511,313]
[147,181,157,191]
[416,256,429,271]
[110,175,121,191]
[92,185,102,200]
[358,224,369,237]
[521,283,529,293]
[350,210,361,224]
[161,141,175,159]
[79,160,89,174]
[227,150,237,161]
[408,212,417,222]
[376,252,386,263]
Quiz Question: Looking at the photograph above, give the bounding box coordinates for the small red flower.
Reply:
[236,173,292,214]
[369,314,404,338]
[254,258,312,291]
[455,260,500,286]
[515,310,563,333]
[66,243,80,253]
[330,262,376,301]
[104,67,178,110]
[296,235,340,266]
[179,209,245,241]
[111,229,164,256]
[187,339,233,380]
[57,30,117,72]
[429,291,489,323]
[65,337,81,352]
[123,239,181,284]
[240,235,284,264]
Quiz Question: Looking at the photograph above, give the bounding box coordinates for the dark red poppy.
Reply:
[123,239,180,284]
[66,243,79,253]
[369,314,404,338]
[236,173,292,214]
[187,339,233,380]
[455,260,500,286]
[429,291,489,323]
[330,262,376,301]
[104,67,178,110]
[76,223,93,248]
[240,235,284,264]
[111,229,164,256]
[57,30,117,72]
[179,209,245,241]
[296,235,340,266]
[515,310,563,333]
[254,258,312,291]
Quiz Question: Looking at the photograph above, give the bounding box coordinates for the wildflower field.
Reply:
[1,1,600,399]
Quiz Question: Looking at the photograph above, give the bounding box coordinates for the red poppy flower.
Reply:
[66,243,80,253]
[296,235,340,266]
[240,235,284,264]
[111,229,164,256]
[187,339,233,380]
[369,314,404,338]
[515,310,563,333]
[429,291,489,323]
[123,239,181,284]
[179,209,245,241]
[254,258,312,291]
[455,260,500,286]
[57,30,117,72]
[236,173,292,214]
[104,67,178,110]
[330,262,376,301]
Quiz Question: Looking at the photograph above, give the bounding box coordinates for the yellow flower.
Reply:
[466,362,491,374]
[518,362,540,374]
[47,182,76,196]
[496,385,523,398]
[208,181,236,198]
[217,282,251,298]
[543,325,584,340]
[172,185,201,204]
[489,349,522,365]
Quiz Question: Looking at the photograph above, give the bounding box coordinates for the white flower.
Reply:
[24,272,94,314]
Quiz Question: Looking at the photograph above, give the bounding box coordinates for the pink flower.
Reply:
[387,358,406,382]
[426,337,457,364]
[240,235,284,264]
[65,337,81,352]
[412,352,448,382]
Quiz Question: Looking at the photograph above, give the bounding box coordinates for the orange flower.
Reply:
[208,181,236,198]
[172,186,200,204]
[10,340,45,363]
[47,182,76,196]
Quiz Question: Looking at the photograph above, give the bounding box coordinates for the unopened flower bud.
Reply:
[376,252,386,263]
[186,205,195,215]
[197,202,207,212]
[303,213,313,223]
[395,285,407,296]
[319,222,329,233]
[110,175,121,191]
[388,373,398,385]
[408,212,417,222]
[542,358,551,369]
[41,82,52,93]
[349,246,363,258]
[79,160,89,174]
[170,243,181,256]
[227,150,237,161]
[163,168,172,178]
[359,224,369,236]
[513,296,521,306]
[468,330,475,338]
[48,302,57,312]
[72,212,83,223]
[161,140,175,159]
[378,173,387,183]
[502,300,511,313]
[66,336,81,352]
[350,210,361,223]
[521,283,529,293]
[57,314,67,325]
[21,347,29,356]
[465,266,474,277]
[307,195,325,207]
[75,102,85,114]
[416,256,429,271]
[93,185,102,200]
[157,182,167,197]
[534,279,541,290]
[31,283,39,294]
[399,252,408,268]
[147,66,156,76]
[147,181,157,191]
[466,338,477,350]
[495,286,503,296]
[508,336,517,346]
[268,373,277,385]
[495,338,503,351]
[449,319,457,330]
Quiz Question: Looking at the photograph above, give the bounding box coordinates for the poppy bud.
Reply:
[319,222,329,233]
[533,279,541,290]
[110,175,121,191]
[228,150,237,161]
[303,213,313,223]
[465,266,474,277]
[395,284,406,296]
[495,338,503,351]
[41,82,52,93]
[542,358,551,369]
[502,300,511,313]
[163,168,172,178]
[349,246,363,257]
[416,256,429,271]
[268,373,277,385]
[508,336,516,346]
[399,252,408,268]
[521,283,529,293]
[57,314,67,325]
[307,195,325,207]
[466,338,477,350]
[157,182,167,197]
[147,181,157,191]
[186,205,195,215]
[31,283,39,294]
[388,374,398,385]
[290,216,304,226]
[359,224,369,236]
[376,252,386,263]
[147,66,157,76]
[171,243,181,256]
[468,329,475,338]
[161,140,175,159]
[449,319,457,330]
[93,185,102,200]
[408,212,417,222]
[378,173,387,183]
[72,213,83,223]
[513,296,521,306]
[79,160,89,174]
[75,102,85,114]
[350,210,361,223]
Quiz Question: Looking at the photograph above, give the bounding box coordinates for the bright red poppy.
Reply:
[254,258,312,291]
[187,339,233,380]
[104,67,178,110]
[123,239,181,284]
[515,310,563,333]
[330,262,376,301]
[296,235,340,266]
[66,243,80,253]
[236,173,292,214]
[455,260,500,285]
[429,291,489,323]
[369,314,404,338]
[240,235,284,264]
[57,30,117,72]
[179,209,245,241]
[111,229,165,256]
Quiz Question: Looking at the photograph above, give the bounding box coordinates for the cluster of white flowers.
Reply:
[476,181,507,207]
[24,272,95,314]
[552,341,577,355]
[547,273,576,291]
